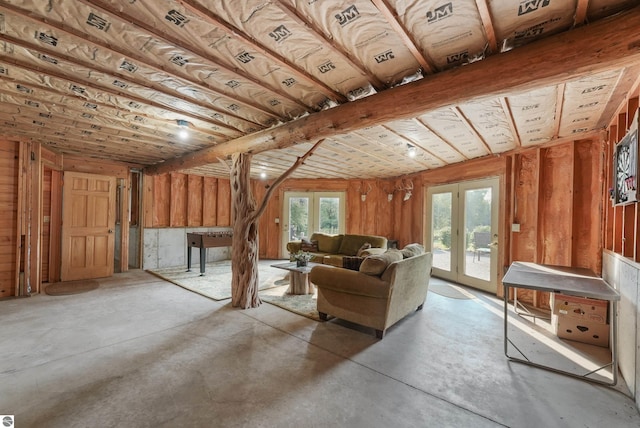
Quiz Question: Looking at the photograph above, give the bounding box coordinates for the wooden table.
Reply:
[502,261,620,386]
[186,232,233,275]
[270,262,323,295]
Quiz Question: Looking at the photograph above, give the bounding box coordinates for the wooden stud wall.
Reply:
[42,168,51,283]
[0,140,19,298]
[143,173,232,228]
[603,80,640,262]
[1,131,613,299]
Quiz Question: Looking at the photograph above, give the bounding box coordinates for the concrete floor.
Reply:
[1,271,640,428]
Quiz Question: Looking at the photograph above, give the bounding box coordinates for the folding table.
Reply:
[502,261,620,386]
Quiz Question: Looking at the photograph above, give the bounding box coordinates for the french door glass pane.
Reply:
[463,187,491,281]
[288,197,310,241]
[318,197,339,234]
[431,192,452,272]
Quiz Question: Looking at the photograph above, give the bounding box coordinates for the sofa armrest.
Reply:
[286,241,302,254]
[309,266,391,299]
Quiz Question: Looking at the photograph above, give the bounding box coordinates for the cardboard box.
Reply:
[556,317,610,347]
[552,293,608,324]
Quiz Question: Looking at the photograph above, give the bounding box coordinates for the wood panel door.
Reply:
[61,172,116,281]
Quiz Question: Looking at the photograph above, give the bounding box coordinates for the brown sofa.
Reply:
[286,232,387,267]
[309,246,432,338]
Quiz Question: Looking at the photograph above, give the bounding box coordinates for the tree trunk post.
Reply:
[230,152,261,308]
[229,139,325,308]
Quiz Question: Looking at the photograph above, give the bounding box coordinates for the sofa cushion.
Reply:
[339,234,386,256]
[356,242,371,257]
[360,249,403,276]
[312,233,344,253]
[322,255,344,267]
[300,238,319,252]
[401,243,425,258]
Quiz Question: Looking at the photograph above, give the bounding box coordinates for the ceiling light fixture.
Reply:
[407,144,417,158]
[177,119,189,140]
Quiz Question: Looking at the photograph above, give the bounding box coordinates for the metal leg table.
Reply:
[503,262,619,386]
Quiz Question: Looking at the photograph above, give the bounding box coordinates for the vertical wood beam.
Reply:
[604,126,616,251]
[614,113,626,254]
[49,169,62,283]
[30,144,42,293]
[15,141,25,296]
[625,96,640,261]
[142,173,154,228]
[119,177,130,273]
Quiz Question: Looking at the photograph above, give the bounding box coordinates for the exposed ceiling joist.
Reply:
[145,7,640,175]
[371,0,435,74]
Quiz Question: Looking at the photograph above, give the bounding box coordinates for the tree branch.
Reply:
[250,138,325,222]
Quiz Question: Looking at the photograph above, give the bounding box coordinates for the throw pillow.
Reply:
[401,243,425,258]
[359,249,403,276]
[356,242,371,257]
[300,238,319,252]
[342,256,365,270]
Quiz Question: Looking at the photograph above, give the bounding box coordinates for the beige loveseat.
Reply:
[309,245,432,338]
[286,232,387,267]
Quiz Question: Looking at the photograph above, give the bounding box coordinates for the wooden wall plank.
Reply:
[119,177,130,273]
[628,97,640,261]
[604,125,616,251]
[153,174,170,227]
[217,179,231,227]
[170,173,188,227]
[143,173,154,228]
[539,144,573,266]
[41,168,51,283]
[573,140,603,273]
[49,169,62,283]
[0,140,18,298]
[202,177,218,226]
[187,175,203,227]
[613,113,627,253]
[511,152,539,263]
[63,155,134,179]
[41,146,62,170]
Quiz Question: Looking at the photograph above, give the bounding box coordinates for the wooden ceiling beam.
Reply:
[145,7,640,175]
[370,0,435,75]
[596,65,640,130]
[553,83,566,139]
[500,98,523,148]
[574,0,590,26]
[475,0,498,54]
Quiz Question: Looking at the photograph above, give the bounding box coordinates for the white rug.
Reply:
[149,259,286,301]
[259,285,321,321]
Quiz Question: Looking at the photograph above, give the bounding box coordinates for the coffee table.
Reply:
[270,261,323,295]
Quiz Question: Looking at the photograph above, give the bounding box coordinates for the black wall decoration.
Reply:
[614,109,639,206]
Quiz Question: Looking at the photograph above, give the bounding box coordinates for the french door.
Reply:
[425,178,499,293]
[281,192,345,257]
